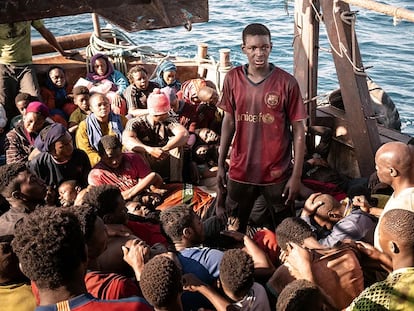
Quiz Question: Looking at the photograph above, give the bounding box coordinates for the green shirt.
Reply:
[347,267,414,310]
[0,20,44,65]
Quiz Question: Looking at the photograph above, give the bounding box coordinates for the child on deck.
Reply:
[123,65,160,117]
[87,53,129,116]
[41,66,76,126]
[9,93,38,129]
[58,179,82,207]
[151,60,181,92]
[68,86,90,134]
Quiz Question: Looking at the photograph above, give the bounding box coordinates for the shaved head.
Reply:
[375,142,412,187]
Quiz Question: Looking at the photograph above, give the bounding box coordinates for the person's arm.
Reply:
[221,230,275,279]
[161,123,189,152]
[352,195,382,217]
[300,192,325,231]
[122,172,162,201]
[182,273,231,311]
[122,129,157,154]
[36,25,77,57]
[319,218,363,248]
[216,112,235,217]
[353,240,392,272]
[128,108,149,117]
[283,120,306,204]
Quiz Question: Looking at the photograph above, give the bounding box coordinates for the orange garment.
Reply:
[40,85,74,112]
[156,183,215,219]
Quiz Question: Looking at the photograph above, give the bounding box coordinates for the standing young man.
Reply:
[217,23,307,232]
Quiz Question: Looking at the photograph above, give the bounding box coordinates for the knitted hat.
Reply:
[147,88,170,116]
[26,101,49,118]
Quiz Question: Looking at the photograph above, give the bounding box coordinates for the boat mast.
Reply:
[294,0,381,177]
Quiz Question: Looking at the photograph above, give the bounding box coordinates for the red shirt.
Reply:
[88,153,151,192]
[85,271,141,300]
[218,64,307,184]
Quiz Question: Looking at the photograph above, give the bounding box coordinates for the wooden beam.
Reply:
[320,0,381,177]
[293,0,320,151]
[341,0,414,23]
[32,33,91,55]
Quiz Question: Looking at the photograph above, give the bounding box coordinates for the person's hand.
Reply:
[215,165,228,221]
[302,192,324,216]
[111,93,123,108]
[282,175,301,205]
[61,49,79,59]
[285,242,312,280]
[182,273,205,292]
[122,239,150,281]
[352,195,372,213]
[147,146,169,160]
[353,240,383,261]
[279,249,288,264]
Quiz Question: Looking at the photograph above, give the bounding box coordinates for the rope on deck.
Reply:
[85,27,168,75]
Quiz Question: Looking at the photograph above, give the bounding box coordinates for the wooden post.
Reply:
[293,0,320,149]
[321,0,380,176]
[91,13,101,38]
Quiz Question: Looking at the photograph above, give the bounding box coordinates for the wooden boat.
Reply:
[1,0,413,180]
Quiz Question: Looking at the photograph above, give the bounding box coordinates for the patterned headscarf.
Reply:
[151,60,181,91]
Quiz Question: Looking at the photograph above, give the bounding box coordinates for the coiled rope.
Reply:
[85,27,167,75]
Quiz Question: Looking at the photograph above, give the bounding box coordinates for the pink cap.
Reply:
[26,101,49,118]
[147,88,170,116]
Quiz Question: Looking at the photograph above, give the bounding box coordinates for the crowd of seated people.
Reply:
[1,48,414,311]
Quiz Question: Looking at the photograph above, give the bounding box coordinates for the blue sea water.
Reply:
[37,0,414,135]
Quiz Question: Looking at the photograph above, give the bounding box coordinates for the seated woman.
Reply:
[76,92,127,167]
[87,53,129,116]
[151,60,181,92]
[28,123,91,190]
[41,66,76,126]
[123,65,160,117]
[5,101,52,164]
